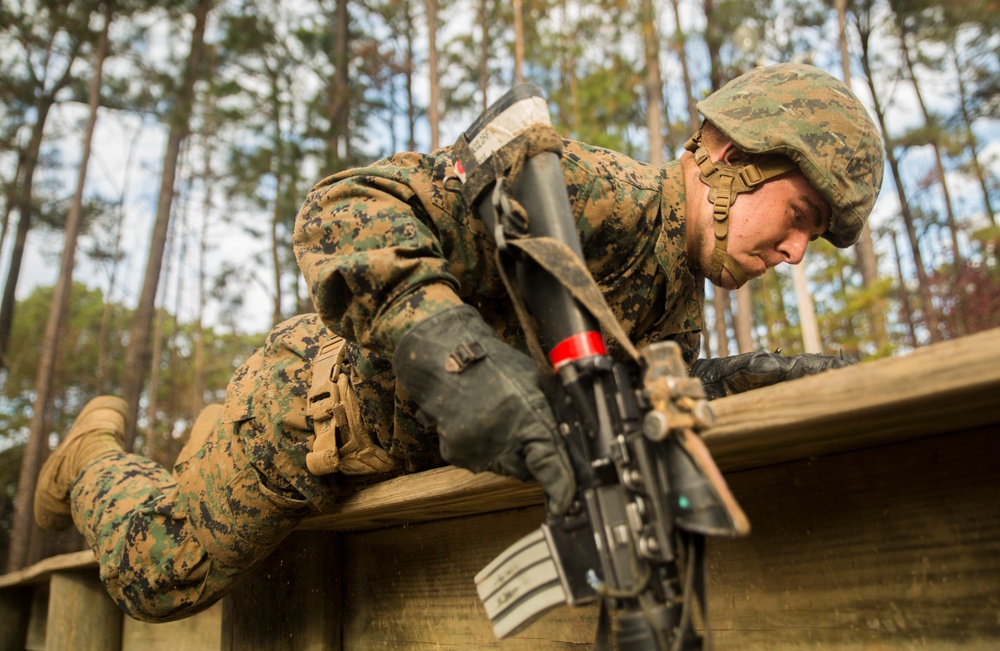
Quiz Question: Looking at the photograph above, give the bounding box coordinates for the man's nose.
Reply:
[779,233,809,265]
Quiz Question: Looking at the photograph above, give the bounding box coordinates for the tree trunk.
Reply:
[425,0,440,150]
[712,288,730,356]
[270,73,284,326]
[326,0,351,169]
[701,0,724,91]
[835,0,852,84]
[889,228,918,349]
[122,0,211,451]
[404,1,417,151]
[478,0,488,112]
[837,0,888,353]
[0,23,83,371]
[670,0,700,131]
[0,156,22,257]
[792,264,821,353]
[193,128,214,413]
[857,10,941,343]
[146,302,166,458]
[760,272,779,348]
[896,15,962,272]
[735,284,754,353]
[0,98,53,371]
[641,0,664,165]
[6,2,115,572]
[512,0,524,84]
[950,38,995,228]
[558,0,581,134]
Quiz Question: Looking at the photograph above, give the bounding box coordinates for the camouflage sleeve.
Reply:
[293,151,467,356]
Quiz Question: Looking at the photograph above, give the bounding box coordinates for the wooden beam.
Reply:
[121,601,222,651]
[334,424,1000,649]
[303,328,1000,533]
[46,572,122,651]
[708,425,1000,649]
[300,465,542,532]
[221,531,342,651]
[705,326,1000,470]
[0,550,96,589]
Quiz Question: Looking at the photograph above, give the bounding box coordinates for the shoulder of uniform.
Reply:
[562,139,662,192]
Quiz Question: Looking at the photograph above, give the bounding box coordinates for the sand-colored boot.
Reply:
[34,396,128,531]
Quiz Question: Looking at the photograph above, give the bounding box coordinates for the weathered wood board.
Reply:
[228,329,1000,649]
[4,328,999,650]
[322,426,999,650]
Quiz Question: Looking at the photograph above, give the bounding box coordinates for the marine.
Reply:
[34,63,884,621]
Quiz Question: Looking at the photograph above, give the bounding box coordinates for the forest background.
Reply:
[0,0,997,571]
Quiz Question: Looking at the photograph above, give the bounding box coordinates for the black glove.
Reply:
[392,304,575,515]
[689,351,853,400]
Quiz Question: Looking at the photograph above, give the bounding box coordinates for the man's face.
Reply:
[705,170,831,290]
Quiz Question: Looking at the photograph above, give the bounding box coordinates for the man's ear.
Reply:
[715,140,736,163]
[717,141,750,165]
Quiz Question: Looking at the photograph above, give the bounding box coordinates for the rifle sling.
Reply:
[494,236,641,370]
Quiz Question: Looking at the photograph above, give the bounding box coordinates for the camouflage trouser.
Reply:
[72,415,311,622]
[68,313,439,623]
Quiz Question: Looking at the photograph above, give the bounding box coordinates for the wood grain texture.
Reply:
[0,549,96,589]
[341,505,599,650]
[707,425,1000,649]
[121,601,222,651]
[222,531,342,651]
[300,465,543,532]
[46,572,122,651]
[300,327,1000,533]
[705,327,1000,471]
[335,425,1000,649]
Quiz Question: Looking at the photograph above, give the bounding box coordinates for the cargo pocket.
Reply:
[207,465,309,570]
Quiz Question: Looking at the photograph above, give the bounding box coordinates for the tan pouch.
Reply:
[306,336,399,477]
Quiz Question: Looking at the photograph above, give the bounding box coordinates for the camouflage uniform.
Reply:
[294,140,704,365]
[69,141,703,622]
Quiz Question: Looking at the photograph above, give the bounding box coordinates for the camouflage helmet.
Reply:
[697,63,885,248]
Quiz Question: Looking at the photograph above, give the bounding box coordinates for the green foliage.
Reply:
[0,444,25,565]
[1,284,125,435]
[0,282,262,467]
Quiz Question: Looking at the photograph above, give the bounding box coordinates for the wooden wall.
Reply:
[223,329,1000,650]
[4,328,999,650]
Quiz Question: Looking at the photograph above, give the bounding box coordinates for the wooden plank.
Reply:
[300,465,541,533]
[0,550,96,589]
[705,327,1000,471]
[25,586,48,651]
[303,328,1000,533]
[341,505,599,650]
[222,531,342,651]
[339,425,1000,650]
[46,571,122,651]
[121,600,222,651]
[706,425,1000,649]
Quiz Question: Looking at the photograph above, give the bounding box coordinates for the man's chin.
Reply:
[710,272,739,291]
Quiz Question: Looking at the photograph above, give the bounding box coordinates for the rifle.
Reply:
[453,84,750,650]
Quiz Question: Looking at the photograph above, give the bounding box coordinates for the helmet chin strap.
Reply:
[684,129,797,289]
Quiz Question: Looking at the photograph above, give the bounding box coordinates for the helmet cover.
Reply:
[697,63,885,247]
